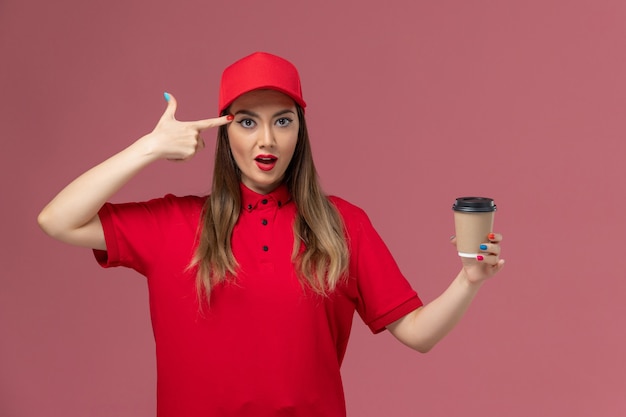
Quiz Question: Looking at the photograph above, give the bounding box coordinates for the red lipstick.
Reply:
[254,154,277,171]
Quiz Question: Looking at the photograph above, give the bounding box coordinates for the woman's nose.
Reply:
[258,124,275,147]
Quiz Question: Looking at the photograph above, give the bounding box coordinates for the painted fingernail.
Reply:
[479,244,488,250]
[477,255,484,261]
[488,233,495,240]
[163,92,171,102]
[226,114,234,121]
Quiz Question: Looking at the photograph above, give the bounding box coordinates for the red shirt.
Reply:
[94,183,422,417]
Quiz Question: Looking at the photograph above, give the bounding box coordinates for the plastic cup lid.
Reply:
[452,197,496,212]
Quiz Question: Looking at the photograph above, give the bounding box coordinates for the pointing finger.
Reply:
[189,115,233,130]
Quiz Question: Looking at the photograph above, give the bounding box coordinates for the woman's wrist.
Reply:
[457,267,486,291]
[130,133,166,162]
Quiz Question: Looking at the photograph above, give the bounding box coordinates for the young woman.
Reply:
[38,52,505,417]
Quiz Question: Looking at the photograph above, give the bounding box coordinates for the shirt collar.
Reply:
[240,182,292,212]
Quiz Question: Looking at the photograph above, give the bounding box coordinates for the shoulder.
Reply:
[129,193,206,210]
[150,194,207,218]
[103,194,207,220]
[160,193,207,208]
[328,195,365,215]
[327,195,370,228]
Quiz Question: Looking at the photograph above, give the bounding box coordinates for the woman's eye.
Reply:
[238,119,256,128]
[276,117,292,127]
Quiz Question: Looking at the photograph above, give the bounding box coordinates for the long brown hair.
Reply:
[190,105,349,302]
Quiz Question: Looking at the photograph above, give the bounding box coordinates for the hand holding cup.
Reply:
[451,197,505,283]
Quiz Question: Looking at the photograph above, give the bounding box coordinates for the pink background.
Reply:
[1,0,625,416]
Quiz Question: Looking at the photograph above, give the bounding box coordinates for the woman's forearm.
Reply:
[387,236,504,353]
[37,136,158,247]
[388,269,483,353]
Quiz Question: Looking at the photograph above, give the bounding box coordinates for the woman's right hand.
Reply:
[139,92,232,162]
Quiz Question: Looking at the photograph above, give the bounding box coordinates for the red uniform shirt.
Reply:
[94,184,422,417]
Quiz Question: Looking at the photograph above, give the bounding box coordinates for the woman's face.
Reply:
[227,89,299,194]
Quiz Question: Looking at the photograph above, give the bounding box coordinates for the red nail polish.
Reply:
[477,255,484,261]
[226,114,234,121]
[488,233,495,240]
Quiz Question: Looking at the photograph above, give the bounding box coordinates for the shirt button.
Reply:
[261,199,268,205]
[247,204,252,210]
[262,245,269,252]
[262,219,268,226]
[277,201,282,207]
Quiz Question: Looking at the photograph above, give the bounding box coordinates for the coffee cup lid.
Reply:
[452,197,496,212]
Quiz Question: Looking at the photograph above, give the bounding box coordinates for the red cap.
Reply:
[218,52,306,114]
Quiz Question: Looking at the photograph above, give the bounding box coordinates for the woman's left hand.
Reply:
[452,233,505,284]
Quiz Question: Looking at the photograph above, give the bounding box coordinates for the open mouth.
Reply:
[255,155,278,171]
[254,156,277,164]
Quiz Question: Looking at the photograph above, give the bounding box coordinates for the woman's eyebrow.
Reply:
[233,109,296,118]
[234,110,258,117]
[272,109,296,118]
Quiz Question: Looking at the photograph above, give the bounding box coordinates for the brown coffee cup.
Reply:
[452,197,496,261]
